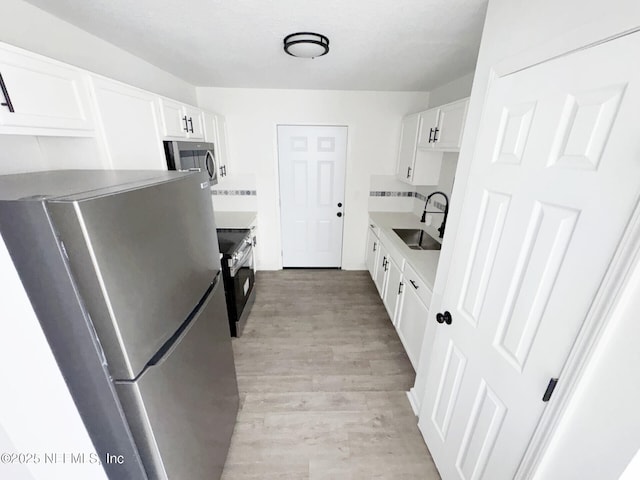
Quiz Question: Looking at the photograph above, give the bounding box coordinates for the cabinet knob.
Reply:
[337,202,343,207]
[337,212,342,218]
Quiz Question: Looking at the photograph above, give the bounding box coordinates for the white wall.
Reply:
[0,234,108,480]
[1,0,196,104]
[196,87,429,270]
[427,72,474,109]
[413,0,640,478]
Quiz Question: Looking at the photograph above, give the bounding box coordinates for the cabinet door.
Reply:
[214,113,230,177]
[365,227,379,280]
[0,45,94,134]
[91,77,165,170]
[159,98,188,138]
[184,106,204,140]
[374,243,388,296]
[416,108,439,149]
[382,257,402,324]
[396,283,429,370]
[433,98,469,151]
[396,113,419,184]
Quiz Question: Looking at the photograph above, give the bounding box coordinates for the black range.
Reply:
[216,228,256,336]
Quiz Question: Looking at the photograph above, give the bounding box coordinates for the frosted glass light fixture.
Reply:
[283,32,330,58]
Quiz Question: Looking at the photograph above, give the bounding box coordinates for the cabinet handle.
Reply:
[407,166,412,179]
[409,279,419,289]
[0,73,15,113]
[373,241,377,252]
[428,127,434,143]
[433,127,440,143]
[398,281,404,294]
[188,117,194,133]
[223,165,227,176]
[436,311,452,325]
[381,256,386,269]
[183,116,189,132]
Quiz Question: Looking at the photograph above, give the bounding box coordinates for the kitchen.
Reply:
[1,1,640,480]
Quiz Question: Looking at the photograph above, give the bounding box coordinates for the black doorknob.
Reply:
[337,212,342,217]
[337,202,342,207]
[436,311,452,325]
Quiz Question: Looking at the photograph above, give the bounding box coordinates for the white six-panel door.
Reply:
[278,125,347,267]
[418,32,640,480]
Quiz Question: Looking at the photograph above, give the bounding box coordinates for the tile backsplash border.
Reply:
[212,190,257,196]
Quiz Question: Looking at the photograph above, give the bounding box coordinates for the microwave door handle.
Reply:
[205,151,214,178]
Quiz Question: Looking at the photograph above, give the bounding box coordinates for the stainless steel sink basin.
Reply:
[393,229,442,251]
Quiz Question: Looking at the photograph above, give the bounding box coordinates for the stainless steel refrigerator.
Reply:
[0,170,239,480]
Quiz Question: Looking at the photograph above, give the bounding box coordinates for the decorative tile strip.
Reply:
[369,191,414,197]
[211,190,257,196]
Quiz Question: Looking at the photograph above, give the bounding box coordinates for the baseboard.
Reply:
[406,387,420,416]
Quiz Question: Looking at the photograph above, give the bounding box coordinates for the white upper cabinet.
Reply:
[416,108,439,149]
[397,112,443,186]
[0,43,94,135]
[90,76,166,170]
[433,98,469,150]
[397,97,469,185]
[159,98,204,140]
[396,113,420,182]
[159,98,187,137]
[203,111,230,179]
[184,106,204,140]
[417,98,469,151]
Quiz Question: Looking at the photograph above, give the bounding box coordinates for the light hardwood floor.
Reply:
[221,270,441,479]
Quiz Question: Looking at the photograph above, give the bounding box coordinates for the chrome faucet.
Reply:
[421,191,449,238]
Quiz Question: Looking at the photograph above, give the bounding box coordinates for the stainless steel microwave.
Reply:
[163,141,218,186]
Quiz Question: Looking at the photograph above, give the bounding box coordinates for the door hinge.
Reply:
[542,378,558,402]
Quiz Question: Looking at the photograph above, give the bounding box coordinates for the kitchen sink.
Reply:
[393,228,442,251]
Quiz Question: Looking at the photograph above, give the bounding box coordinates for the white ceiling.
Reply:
[23,0,488,91]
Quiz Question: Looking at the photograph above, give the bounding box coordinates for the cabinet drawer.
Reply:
[403,263,432,308]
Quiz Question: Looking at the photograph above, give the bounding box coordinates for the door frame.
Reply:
[466,28,640,478]
[274,124,349,269]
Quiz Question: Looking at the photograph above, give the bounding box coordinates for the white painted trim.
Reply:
[494,11,640,78]
[407,388,420,416]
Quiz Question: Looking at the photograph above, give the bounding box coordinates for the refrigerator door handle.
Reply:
[145,274,220,370]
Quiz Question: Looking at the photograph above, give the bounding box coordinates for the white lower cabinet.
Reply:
[374,242,388,295]
[366,220,433,371]
[382,256,402,323]
[396,277,429,370]
[365,227,379,279]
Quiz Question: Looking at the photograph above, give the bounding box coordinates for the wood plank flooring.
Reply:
[221,270,441,480]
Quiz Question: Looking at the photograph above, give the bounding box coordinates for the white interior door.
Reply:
[418,32,640,480]
[278,125,347,267]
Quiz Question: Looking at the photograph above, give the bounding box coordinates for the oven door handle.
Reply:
[230,243,253,277]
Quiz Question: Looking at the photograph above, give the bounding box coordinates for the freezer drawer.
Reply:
[116,281,238,480]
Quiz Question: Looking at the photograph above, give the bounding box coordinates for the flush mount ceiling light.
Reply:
[283,32,330,59]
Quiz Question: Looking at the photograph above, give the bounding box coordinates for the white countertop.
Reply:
[214,211,258,229]
[368,211,441,290]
